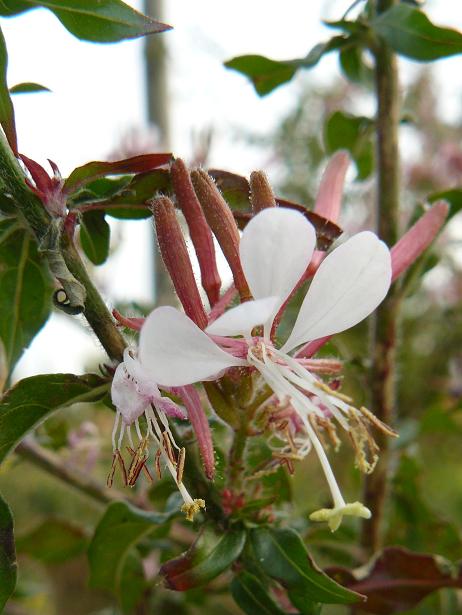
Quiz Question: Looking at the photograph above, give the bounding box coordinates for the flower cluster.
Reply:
[108,155,447,528]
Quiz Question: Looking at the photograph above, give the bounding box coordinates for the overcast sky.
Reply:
[6,0,462,378]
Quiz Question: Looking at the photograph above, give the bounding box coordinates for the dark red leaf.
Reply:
[209,168,342,250]
[160,525,246,591]
[326,546,462,614]
[64,153,173,193]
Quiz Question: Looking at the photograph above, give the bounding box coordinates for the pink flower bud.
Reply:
[391,201,448,282]
[173,385,215,480]
[152,196,208,330]
[191,169,251,301]
[250,170,276,213]
[171,159,221,306]
[314,151,350,223]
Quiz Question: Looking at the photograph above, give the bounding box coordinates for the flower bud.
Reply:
[314,151,350,223]
[250,170,276,213]
[391,201,448,282]
[171,159,221,306]
[152,196,208,329]
[191,169,251,301]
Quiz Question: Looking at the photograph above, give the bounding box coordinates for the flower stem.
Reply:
[362,0,401,553]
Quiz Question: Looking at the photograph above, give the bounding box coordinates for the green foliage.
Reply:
[250,527,363,606]
[0,0,171,42]
[88,500,177,612]
[224,36,347,96]
[339,45,373,86]
[9,82,51,94]
[0,218,53,377]
[16,518,87,563]
[371,5,462,61]
[0,373,108,463]
[0,493,16,611]
[324,110,374,180]
[230,571,287,615]
[160,524,246,590]
[79,210,110,265]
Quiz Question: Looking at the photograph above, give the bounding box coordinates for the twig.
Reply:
[362,0,401,553]
[16,438,125,505]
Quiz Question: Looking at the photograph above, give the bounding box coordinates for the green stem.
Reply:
[0,134,126,362]
[228,424,248,490]
[60,232,126,361]
[362,0,401,553]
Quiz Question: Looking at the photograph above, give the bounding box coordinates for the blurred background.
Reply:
[1,1,462,613]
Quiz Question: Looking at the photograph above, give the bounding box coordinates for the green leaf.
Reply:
[250,527,363,605]
[231,571,287,615]
[371,5,462,61]
[324,111,374,180]
[428,188,462,221]
[101,169,171,219]
[79,210,110,265]
[10,82,51,94]
[0,493,16,611]
[339,45,373,86]
[2,0,171,42]
[64,153,172,194]
[88,501,175,610]
[0,1,31,17]
[0,373,108,464]
[160,525,246,590]
[0,218,53,376]
[0,26,17,154]
[16,518,87,563]
[224,36,347,96]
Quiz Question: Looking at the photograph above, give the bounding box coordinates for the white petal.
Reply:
[206,296,280,337]
[111,363,147,424]
[139,306,246,386]
[240,208,316,308]
[282,232,391,352]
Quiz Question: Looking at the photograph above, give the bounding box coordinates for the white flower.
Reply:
[137,208,392,530]
[109,348,205,522]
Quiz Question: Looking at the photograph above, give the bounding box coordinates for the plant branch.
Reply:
[0,134,126,362]
[362,0,401,553]
[16,438,124,505]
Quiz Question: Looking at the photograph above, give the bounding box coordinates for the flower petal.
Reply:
[111,363,147,425]
[240,208,316,307]
[139,306,245,386]
[206,296,280,337]
[282,232,391,352]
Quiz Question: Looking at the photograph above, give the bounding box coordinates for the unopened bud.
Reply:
[191,169,251,301]
[250,170,276,213]
[152,196,208,329]
[171,159,221,306]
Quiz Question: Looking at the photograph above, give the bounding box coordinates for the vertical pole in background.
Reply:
[143,0,176,305]
[362,0,401,553]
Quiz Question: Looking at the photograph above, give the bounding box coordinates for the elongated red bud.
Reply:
[391,201,448,282]
[173,384,215,480]
[314,151,350,223]
[250,170,276,212]
[171,159,221,306]
[191,169,251,301]
[152,196,208,329]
